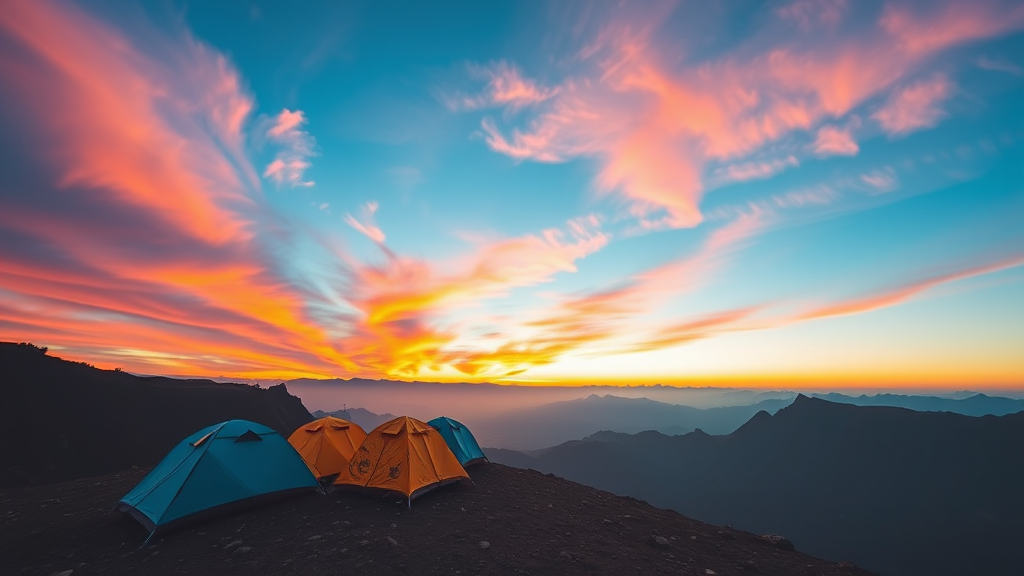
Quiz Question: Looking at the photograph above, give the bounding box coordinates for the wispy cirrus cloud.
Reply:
[812,124,860,157]
[873,75,953,136]
[264,108,316,187]
[0,0,348,378]
[453,1,1024,230]
[344,201,386,244]
[444,60,559,112]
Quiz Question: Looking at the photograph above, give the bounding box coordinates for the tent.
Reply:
[427,416,487,467]
[118,420,319,539]
[288,416,367,481]
[334,416,469,505]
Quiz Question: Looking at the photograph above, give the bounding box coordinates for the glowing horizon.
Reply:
[1,1,1022,389]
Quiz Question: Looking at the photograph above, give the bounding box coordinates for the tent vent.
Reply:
[235,430,263,443]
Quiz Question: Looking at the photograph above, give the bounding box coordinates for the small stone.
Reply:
[359,540,369,546]
[761,534,796,552]
[307,535,321,541]
[234,547,252,554]
[653,536,670,546]
[387,537,398,546]
[224,539,243,550]
[741,559,760,572]
[479,541,490,549]
[706,570,717,575]
[390,523,397,528]
[560,551,573,560]
[49,571,73,576]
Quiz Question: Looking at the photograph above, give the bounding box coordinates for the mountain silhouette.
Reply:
[487,394,1024,576]
[0,342,312,487]
[809,391,1024,416]
[467,394,793,450]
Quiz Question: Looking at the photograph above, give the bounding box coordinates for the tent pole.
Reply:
[407,495,411,510]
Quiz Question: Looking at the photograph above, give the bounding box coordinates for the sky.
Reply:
[0,0,1022,388]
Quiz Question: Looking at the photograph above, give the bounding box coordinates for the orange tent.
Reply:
[288,417,367,481]
[334,416,469,504]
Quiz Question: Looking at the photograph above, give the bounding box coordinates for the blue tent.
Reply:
[427,416,487,467]
[118,420,319,538]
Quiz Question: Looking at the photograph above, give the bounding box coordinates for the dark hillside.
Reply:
[0,342,312,487]
[487,395,1024,576]
[0,463,876,576]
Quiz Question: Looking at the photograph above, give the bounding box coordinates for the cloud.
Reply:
[798,256,1024,321]
[777,0,848,31]
[264,108,317,187]
[713,156,799,184]
[977,55,1024,76]
[859,167,899,194]
[459,1,1024,230]
[332,215,610,376]
[344,202,386,243]
[812,124,860,157]
[873,75,953,136]
[0,0,353,378]
[444,61,559,111]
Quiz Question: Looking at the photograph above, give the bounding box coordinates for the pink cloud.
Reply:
[860,167,899,194]
[873,75,953,136]
[264,108,316,187]
[777,0,848,31]
[447,61,559,111]
[344,202,386,244]
[812,125,859,156]
[714,156,799,184]
[463,1,1024,229]
[0,1,354,378]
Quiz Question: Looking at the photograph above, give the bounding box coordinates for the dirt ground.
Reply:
[0,463,875,576]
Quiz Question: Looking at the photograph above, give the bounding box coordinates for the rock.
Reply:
[741,560,760,572]
[559,551,573,561]
[386,537,398,546]
[761,534,796,551]
[653,535,670,546]
[390,523,397,528]
[706,570,717,575]
[307,535,321,541]
[223,540,243,550]
[358,540,369,546]
[479,541,490,549]
[234,547,252,554]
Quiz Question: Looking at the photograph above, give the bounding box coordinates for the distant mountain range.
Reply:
[311,407,396,431]
[487,395,1024,576]
[309,390,1023,450]
[810,391,1024,416]
[465,394,794,450]
[0,342,312,487]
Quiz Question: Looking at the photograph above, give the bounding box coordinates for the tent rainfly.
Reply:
[334,416,469,506]
[117,420,319,540]
[427,416,488,467]
[288,416,368,481]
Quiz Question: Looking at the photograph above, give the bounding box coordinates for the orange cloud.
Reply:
[0,1,353,378]
[798,256,1024,322]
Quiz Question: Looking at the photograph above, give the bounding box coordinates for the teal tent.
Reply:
[427,416,487,467]
[118,420,319,538]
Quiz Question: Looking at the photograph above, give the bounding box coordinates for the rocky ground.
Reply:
[0,463,875,576]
